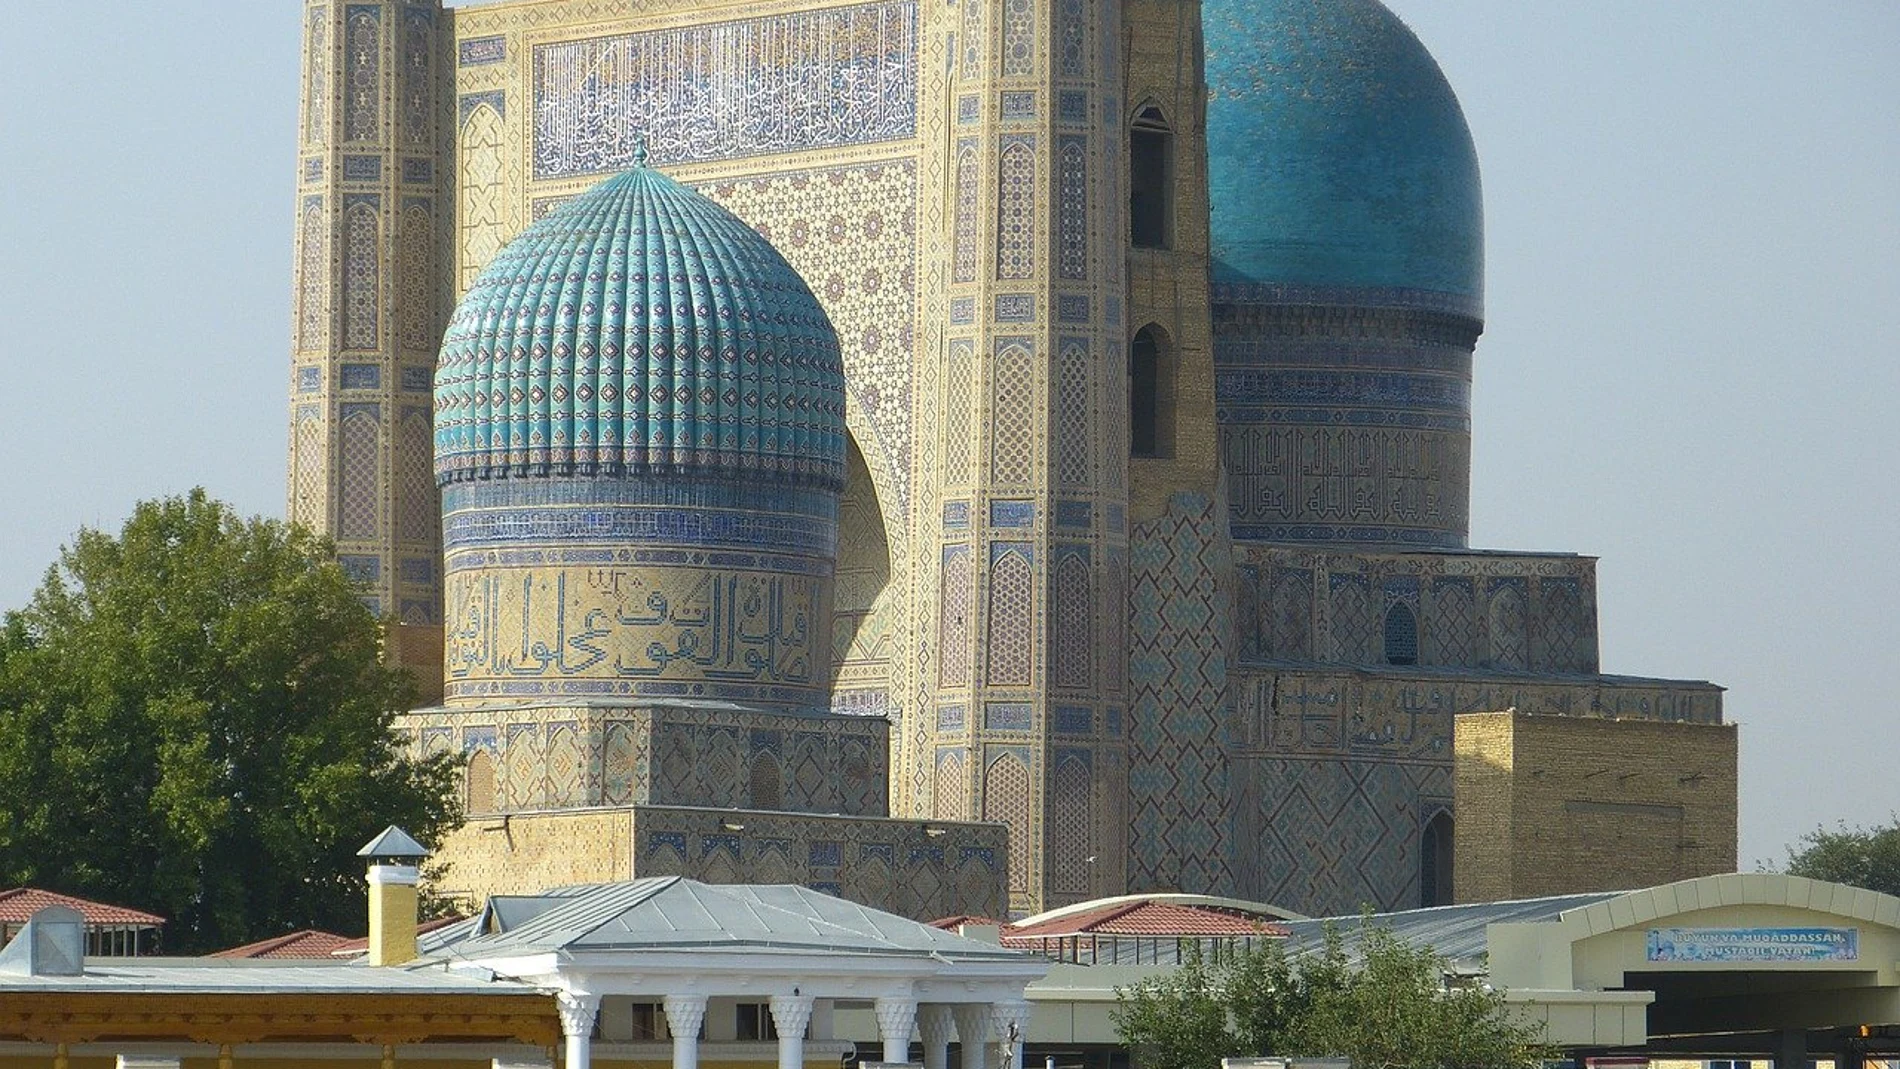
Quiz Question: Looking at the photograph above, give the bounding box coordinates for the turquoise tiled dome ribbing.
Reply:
[1202,0,1484,307]
[434,164,848,491]
[432,164,846,710]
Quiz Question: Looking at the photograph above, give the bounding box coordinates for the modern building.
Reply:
[286,0,1735,918]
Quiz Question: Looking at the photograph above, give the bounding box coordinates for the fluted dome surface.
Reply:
[434,165,847,490]
[1203,0,1483,305]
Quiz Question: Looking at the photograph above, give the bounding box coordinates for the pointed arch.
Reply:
[1421,808,1455,907]
[983,750,1033,894]
[1130,324,1175,459]
[749,751,783,810]
[466,749,496,815]
[1130,104,1174,249]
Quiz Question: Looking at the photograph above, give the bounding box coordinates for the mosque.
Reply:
[285,0,1739,920]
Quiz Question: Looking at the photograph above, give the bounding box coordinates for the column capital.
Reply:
[557,991,600,1038]
[949,1003,990,1045]
[873,995,918,1034]
[665,993,710,1036]
[768,992,816,1037]
[915,1004,956,1045]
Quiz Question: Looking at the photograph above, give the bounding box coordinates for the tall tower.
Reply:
[909,0,1219,914]
[288,0,448,670]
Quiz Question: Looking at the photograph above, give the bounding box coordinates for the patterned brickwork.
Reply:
[1127,492,1235,896]
[982,748,1033,895]
[1213,299,1481,548]
[399,703,889,817]
[985,544,1034,687]
[288,0,445,627]
[1231,755,1446,915]
[1233,545,1601,674]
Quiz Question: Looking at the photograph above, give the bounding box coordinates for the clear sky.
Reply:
[0,3,1895,870]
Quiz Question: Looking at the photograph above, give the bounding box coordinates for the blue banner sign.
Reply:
[1646,927,1858,963]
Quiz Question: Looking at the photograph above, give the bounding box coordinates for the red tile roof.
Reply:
[0,888,165,927]
[1003,901,1289,941]
[212,929,354,959]
[330,914,467,955]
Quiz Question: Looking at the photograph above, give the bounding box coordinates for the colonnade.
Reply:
[549,993,1033,1069]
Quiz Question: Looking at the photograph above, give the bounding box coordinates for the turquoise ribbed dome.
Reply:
[434,165,847,490]
[1203,0,1483,305]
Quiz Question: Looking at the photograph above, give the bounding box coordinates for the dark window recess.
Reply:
[736,1003,778,1042]
[1130,107,1172,249]
[1421,810,1455,908]
[1130,328,1161,458]
[1384,602,1419,666]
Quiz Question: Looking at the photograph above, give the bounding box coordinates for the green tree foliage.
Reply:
[1783,818,1900,898]
[0,491,460,952]
[1113,923,1548,1069]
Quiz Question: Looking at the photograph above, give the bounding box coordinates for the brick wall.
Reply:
[428,805,1008,921]
[1455,710,1737,903]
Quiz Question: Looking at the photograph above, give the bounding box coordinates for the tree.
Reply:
[0,491,460,952]
[1114,922,1548,1069]
[1783,818,1900,898]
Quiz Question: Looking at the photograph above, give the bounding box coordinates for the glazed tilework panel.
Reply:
[630,806,1006,921]
[1213,298,1481,548]
[1127,492,1235,896]
[444,565,832,706]
[529,2,918,179]
[1232,546,1601,674]
[701,161,921,519]
[652,710,888,816]
[1232,668,1726,767]
[398,702,888,816]
[1230,755,1447,916]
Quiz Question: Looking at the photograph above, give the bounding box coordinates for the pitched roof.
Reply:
[211,929,353,960]
[0,889,165,927]
[439,878,1028,962]
[1004,901,1290,940]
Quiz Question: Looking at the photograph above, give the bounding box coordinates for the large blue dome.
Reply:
[1203,0,1483,308]
[434,163,848,490]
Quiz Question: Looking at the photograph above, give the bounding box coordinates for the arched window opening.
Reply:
[1130,106,1174,249]
[1130,325,1174,459]
[466,749,496,815]
[1384,602,1419,666]
[1421,810,1455,907]
[749,752,783,810]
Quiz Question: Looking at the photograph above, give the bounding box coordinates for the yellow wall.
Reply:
[434,809,635,906]
[1456,710,1738,902]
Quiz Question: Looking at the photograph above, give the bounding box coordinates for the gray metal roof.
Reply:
[1278,891,1621,968]
[0,957,538,994]
[437,877,1029,962]
[358,825,430,859]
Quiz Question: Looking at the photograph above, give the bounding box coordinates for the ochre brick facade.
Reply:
[432,805,1010,921]
[1454,710,1737,903]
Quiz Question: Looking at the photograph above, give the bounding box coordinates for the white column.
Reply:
[950,1004,990,1069]
[665,994,709,1069]
[874,996,917,1064]
[769,993,815,1069]
[916,1004,955,1069]
[558,992,600,1069]
[989,1000,1031,1069]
